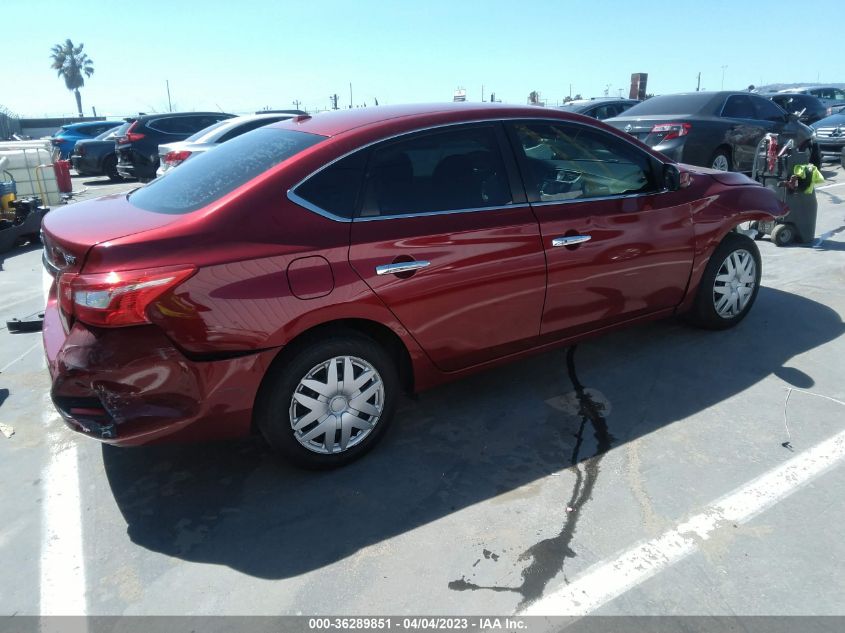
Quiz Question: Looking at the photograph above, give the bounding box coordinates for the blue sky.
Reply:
[5,0,840,118]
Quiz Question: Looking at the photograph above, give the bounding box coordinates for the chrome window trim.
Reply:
[354,203,532,223]
[530,190,660,207]
[286,189,353,223]
[286,115,672,222]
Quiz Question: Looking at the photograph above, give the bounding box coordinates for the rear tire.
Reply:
[685,232,761,330]
[103,156,123,182]
[255,333,399,469]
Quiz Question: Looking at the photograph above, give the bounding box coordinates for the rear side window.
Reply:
[293,152,367,219]
[129,128,324,214]
[359,125,512,217]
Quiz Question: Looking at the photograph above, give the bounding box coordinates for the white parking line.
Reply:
[522,424,845,616]
[39,396,88,617]
[0,341,41,374]
[817,182,845,190]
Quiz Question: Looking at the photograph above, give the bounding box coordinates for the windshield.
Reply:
[129,127,324,214]
[94,125,122,140]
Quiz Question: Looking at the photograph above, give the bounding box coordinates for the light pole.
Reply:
[721,65,727,90]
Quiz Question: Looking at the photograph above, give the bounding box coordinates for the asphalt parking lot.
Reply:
[1,166,844,619]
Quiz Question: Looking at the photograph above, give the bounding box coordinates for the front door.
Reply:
[506,120,696,339]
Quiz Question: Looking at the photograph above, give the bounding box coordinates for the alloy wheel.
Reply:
[711,154,730,171]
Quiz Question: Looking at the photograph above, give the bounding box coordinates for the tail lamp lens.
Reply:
[57,266,196,327]
[117,121,144,144]
[164,150,192,166]
[649,122,692,141]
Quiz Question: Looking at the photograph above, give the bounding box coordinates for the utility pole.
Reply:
[721,65,727,90]
[292,99,302,110]
[349,82,353,109]
[329,94,339,110]
[166,80,172,112]
[569,83,572,99]
[696,72,701,92]
[481,84,485,102]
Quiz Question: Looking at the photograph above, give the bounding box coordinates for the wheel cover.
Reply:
[712,154,730,171]
[289,355,385,454]
[713,249,756,318]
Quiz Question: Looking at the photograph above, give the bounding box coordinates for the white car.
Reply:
[155,112,297,177]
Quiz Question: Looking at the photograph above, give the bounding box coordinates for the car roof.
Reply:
[133,111,234,121]
[268,102,583,137]
[63,120,119,130]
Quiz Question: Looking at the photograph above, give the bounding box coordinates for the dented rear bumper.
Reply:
[43,296,277,445]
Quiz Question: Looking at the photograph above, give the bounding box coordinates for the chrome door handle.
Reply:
[375,260,431,276]
[552,235,591,247]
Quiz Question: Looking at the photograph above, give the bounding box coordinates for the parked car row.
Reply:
[62,111,303,182]
[41,102,786,467]
[604,91,819,171]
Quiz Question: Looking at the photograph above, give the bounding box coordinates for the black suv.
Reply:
[764,93,828,125]
[116,112,233,180]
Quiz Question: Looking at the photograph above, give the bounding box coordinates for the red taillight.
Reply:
[51,138,62,145]
[649,122,692,141]
[57,266,196,327]
[164,150,192,166]
[117,121,144,145]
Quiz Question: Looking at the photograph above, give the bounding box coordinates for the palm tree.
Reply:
[49,39,94,117]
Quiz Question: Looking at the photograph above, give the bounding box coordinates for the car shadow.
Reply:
[102,287,843,582]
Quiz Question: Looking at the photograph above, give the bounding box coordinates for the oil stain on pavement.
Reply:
[448,345,615,609]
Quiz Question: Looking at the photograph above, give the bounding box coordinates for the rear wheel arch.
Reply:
[255,318,415,410]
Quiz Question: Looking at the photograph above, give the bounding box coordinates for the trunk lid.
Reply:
[41,191,184,276]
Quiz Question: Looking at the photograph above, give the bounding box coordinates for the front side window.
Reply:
[722,95,756,119]
[510,122,655,202]
[129,127,324,214]
[752,96,787,122]
[359,125,512,217]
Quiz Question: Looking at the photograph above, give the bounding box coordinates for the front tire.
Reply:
[256,333,399,469]
[710,148,732,172]
[685,232,761,330]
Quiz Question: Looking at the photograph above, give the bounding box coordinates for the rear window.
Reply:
[129,127,324,214]
[623,93,714,116]
[184,119,233,143]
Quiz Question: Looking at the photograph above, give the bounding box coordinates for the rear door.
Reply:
[346,123,547,372]
[505,120,695,339]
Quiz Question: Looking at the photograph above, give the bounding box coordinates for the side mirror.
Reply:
[663,164,692,191]
[663,164,681,191]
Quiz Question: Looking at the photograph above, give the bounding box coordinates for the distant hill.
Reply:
[756,82,845,92]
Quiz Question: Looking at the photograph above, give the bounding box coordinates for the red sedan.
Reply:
[41,103,785,467]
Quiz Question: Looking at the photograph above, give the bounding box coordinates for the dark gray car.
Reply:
[605,91,817,171]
